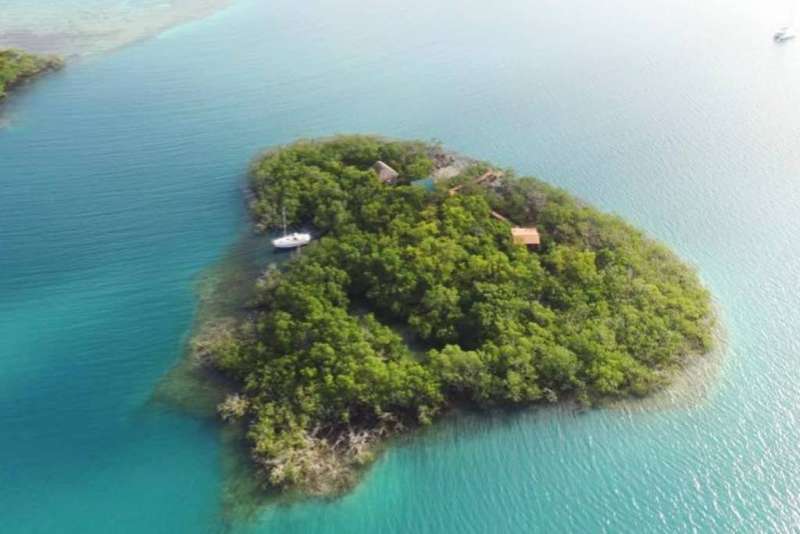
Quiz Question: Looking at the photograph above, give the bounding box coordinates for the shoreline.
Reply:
[158,271,725,513]
[0,49,64,111]
[609,312,728,413]
[150,220,282,519]
[155,137,722,504]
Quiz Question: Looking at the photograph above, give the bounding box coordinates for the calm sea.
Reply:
[2,0,800,531]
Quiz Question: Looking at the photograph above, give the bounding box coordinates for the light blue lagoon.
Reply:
[2,0,800,531]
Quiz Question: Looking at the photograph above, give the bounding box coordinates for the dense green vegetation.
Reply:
[0,49,63,101]
[205,135,713,494]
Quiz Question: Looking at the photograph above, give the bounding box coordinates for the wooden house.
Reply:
[510,227,541,248]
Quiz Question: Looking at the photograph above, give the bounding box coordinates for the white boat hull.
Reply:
[775,27,796,42]
[272,232,311,249]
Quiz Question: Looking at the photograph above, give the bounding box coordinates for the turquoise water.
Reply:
[3,0,800,531]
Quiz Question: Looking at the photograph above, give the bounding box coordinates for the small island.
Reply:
[0,49,63,103]
[198,135,714,496]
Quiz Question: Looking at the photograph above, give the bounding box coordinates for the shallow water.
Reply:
[2,0,800,531]
[0,0,233,57]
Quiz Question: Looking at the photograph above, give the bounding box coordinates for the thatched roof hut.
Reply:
[372,161,399,184]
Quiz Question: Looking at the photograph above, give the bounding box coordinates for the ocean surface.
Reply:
[2,0,800,531]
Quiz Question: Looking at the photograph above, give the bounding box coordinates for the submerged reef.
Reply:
[0,0,234,58]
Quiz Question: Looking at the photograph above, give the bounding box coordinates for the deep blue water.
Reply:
[3,0,800,531]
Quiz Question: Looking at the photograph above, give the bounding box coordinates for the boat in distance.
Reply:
[774,27,796,42]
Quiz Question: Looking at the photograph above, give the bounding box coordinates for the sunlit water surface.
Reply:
[2,0,800,531]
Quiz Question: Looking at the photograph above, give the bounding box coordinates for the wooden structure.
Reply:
[510,227,541,247]
[490,210,510,223]
[492,211,540,247]
[446,169,540,249]
[372,160,399,184]
[448,170,505,196]
[475,170,504,187]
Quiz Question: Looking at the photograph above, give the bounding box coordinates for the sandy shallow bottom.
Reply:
[0,0,233,57]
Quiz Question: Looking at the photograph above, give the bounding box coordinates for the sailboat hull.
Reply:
[272,233,312,249]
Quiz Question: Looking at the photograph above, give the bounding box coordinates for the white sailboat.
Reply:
[775,3,798,43]
[774,26,796,42]
[272,207,311,249]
